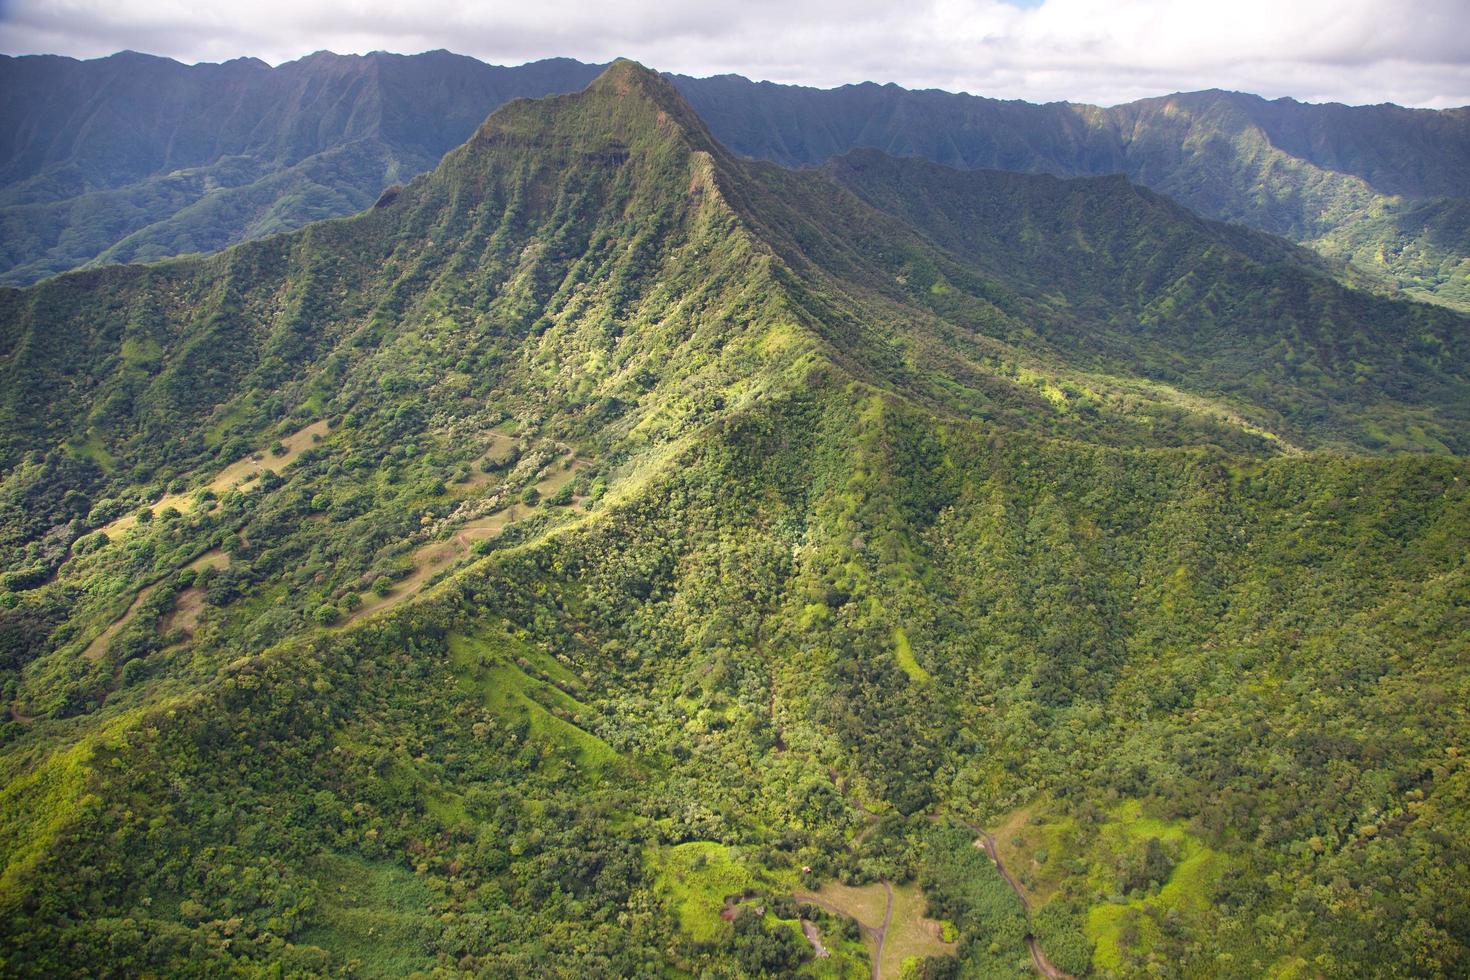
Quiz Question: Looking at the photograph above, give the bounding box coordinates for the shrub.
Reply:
[86,499,124,525]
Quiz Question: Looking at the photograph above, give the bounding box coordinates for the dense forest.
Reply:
[1,60,1468,978]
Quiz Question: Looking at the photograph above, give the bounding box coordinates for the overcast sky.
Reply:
[2,0,1468,107]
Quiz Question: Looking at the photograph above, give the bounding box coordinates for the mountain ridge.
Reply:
[1,59,1469,979]
[3,49,1469,312]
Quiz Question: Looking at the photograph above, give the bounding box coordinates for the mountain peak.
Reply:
[583,58,714,136]
[587,58,663,93]
[463,56,720,160]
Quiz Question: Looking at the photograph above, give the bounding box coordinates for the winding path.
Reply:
[974,831,1072,980]
[793,880,894,980]
[871,880,894,980]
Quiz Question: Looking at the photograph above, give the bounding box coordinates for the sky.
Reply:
[1,0,1468,108]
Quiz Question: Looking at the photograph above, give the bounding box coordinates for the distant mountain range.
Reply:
[3,50,1468,309]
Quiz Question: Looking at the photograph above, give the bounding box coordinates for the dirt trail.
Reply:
[161,587,207,639]
[976,832,1029,911]
[451,431,520,494]
[974,831,1072,980]
[795,880,894,980]
[99,421,329,540]
[339,507,529,625]
[81,582,160,661]
[800,919,830,958]
[81,549,233,661]
[872,880,894,980]
[160,549,230,645]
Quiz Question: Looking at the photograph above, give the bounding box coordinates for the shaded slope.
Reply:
[679,78,1470,311]
[0,59,815,577]
[0,50,606,284]
[674,77,1470,201]
[4,51,1470,316]
[7,60,1470,581]
[822,149,1470,451]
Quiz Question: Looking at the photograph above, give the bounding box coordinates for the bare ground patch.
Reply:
[99,420,329,539]
[340,453,592,626]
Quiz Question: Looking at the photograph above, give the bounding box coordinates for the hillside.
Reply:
[821,148,1470,453]
[678,77,1470,311]
[1,61,1468,979]
[2,51,1468,312]
[0,51,605,284]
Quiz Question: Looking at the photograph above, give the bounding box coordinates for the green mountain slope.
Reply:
[822,149,1470,452]
[0,50,606,285]
[678,78,1470,312]
[4,52,1469,315]
[2,62,1468,979]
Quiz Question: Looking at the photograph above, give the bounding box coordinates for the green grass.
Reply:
[4,59,1470,980]
[203,393,262,447]
[652,841,755,943]
[294,853,436,978]
[448,632,618,773]
[64,432,115,472]
[892,627,930,683]
[1083,801,1224,972]
[120,336,163,367]
[0,743,91,910]
[881,882,955,975]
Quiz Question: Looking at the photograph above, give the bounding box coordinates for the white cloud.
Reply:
[1,0,1467,107]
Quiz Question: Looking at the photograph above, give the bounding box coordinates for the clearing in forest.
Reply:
[447,631,618,774]
[80,583,159,661]
[653,841,757,943]
[795,879,953,978]
[892,627,930,682]
[450,430,521,494]
[293,853,436,979]
[81,548,232,660]
[1082,803,1223,974]
[159,550,231,644]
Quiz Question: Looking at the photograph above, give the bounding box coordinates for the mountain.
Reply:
[0,50,606,284]
[3,51,1469,313]
[679,78,1470,311]
[2,61,1468,978]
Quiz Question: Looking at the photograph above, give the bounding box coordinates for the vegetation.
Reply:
[4,54,1468,314]
[1,60,1468,978]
